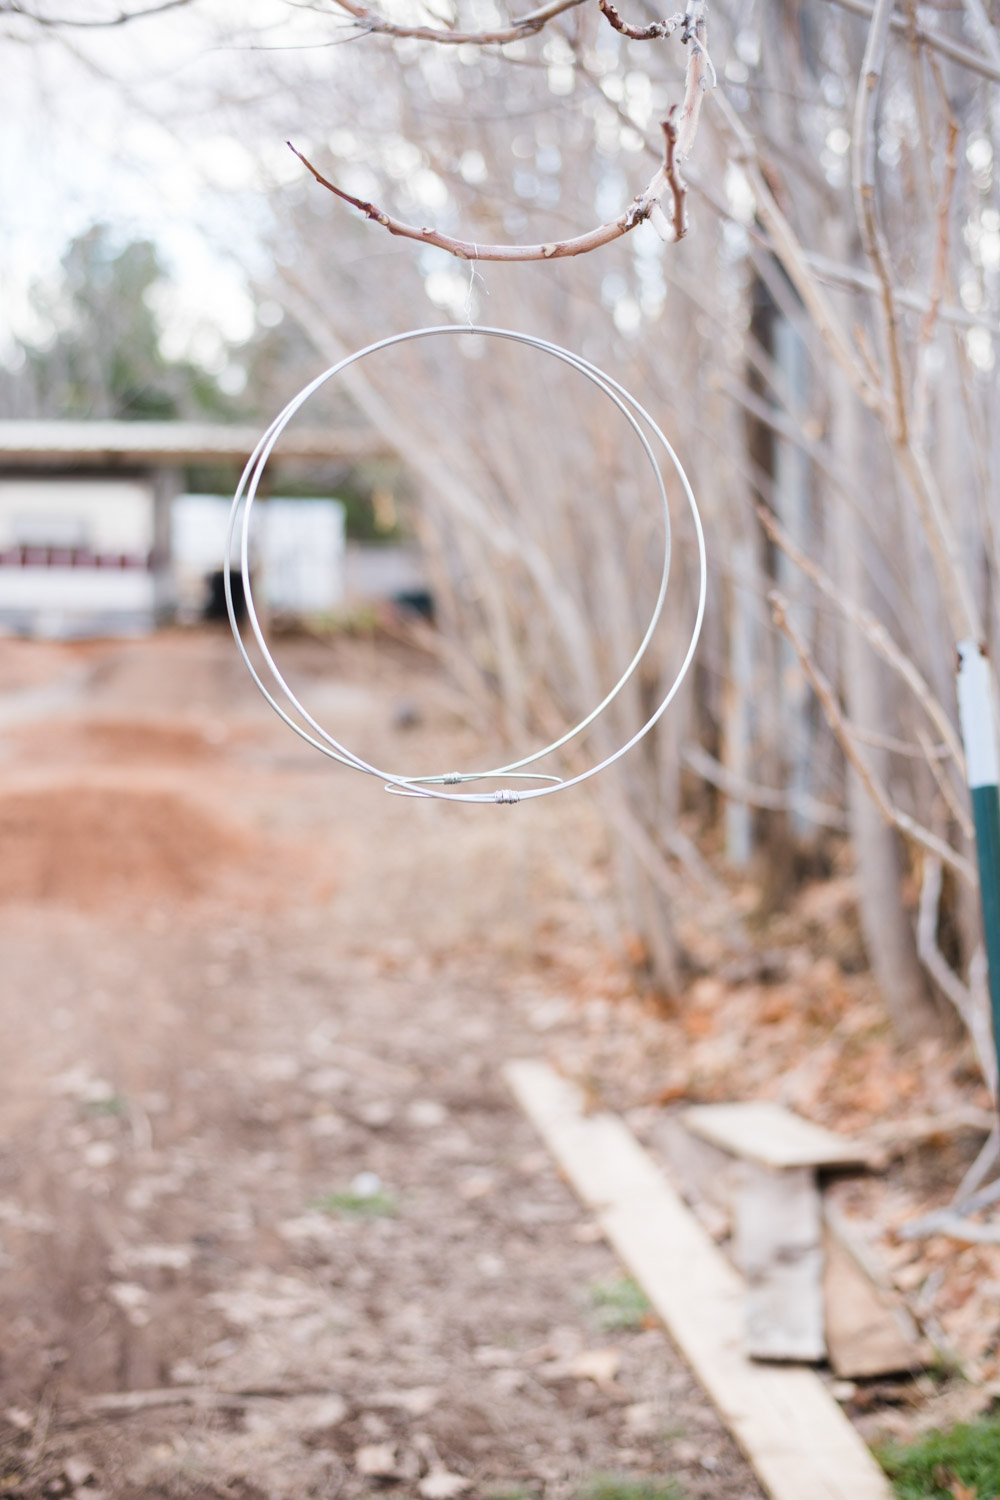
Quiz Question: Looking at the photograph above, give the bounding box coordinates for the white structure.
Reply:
[172,494,346,620]
[0,422,387,638]
[0,476,160,636]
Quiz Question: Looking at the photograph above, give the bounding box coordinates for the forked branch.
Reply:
[290,0,711,260]
[289,111,689,260]
[598,0,683,42]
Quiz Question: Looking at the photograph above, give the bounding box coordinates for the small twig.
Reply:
[770,591,976,884]
[651,114,687,241]
[2,0,191,24]
[917,855,996,1091]
[327,0,585,45]
[597,0,682,42]
[758,506,967,773]
[288,111,690,259]
[913,105,959,439]
[917,725,974,841]
[852,0,908,440]
[823,0,1000,87]
[714,93,884,413]
[675,0,714,160]
[682,742,848,830]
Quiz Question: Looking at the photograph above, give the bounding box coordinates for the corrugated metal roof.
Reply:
[0,421,391,465]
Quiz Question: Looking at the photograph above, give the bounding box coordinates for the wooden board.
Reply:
[823,1210,925,1379]
[505,1061,892,1500]
[684,1101,870,1169]
[656,1114,739,1225]
[735,1161,826,1362]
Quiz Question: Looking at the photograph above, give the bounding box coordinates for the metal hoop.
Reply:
[226,325,707,804]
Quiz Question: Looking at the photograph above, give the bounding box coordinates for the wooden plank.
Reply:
[656,1114,739,1225]
[823,1209,925,1379]
[684,1101,870,1169]
[505,1061,892,1500]
[735,1162,826,1362]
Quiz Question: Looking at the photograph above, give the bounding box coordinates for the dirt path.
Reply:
[0,629,761,1500]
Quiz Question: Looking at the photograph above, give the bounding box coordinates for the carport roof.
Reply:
[0,420,391,466]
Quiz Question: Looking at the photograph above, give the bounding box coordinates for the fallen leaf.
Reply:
[418,1470,471,1499]
[355,1443,397,1477]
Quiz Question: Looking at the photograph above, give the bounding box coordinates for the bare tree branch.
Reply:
[852,0,908,442]
[822,0,1000,87]
[918,856,997,1093]
[326,0,586,46]
[288,109,690,259]
[682,742,848,830]
[675,0,713,159]
[598,0,682,43]
[758,506,967,774]
[714,92,885,412]
[1,0,192,24]
[770,591,976,885]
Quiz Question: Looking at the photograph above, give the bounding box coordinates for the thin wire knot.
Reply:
[443,771,463,784]
[495,788,520,805]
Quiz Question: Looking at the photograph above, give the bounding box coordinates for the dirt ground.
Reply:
[0,627,765,1500]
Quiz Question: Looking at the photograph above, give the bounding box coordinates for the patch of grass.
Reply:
[86,1094,128,1117]
[588,1277,653,1331]
[878,1417,1000,1498]
[483,1486,538,1500]
[312,1190,396,1218]
[576,1474,687,1500]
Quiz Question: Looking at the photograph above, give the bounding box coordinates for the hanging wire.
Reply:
[225,324,707,805]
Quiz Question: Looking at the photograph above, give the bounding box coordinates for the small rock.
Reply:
[407,1099,447,1128]
[351,1171,383,1198]
[355,1443,397,1477]
[418,1471,470,1499]
[83,1142,117,1170]
[63,1458,93,1488]
[368,1386,441,1417]
[623,1401,658,1435]
[570,1347,621,1390]
[458,1173,494,1201]
[359,1102,394,1129]
[107,1282,150,1327]
[473,1345,516,1367]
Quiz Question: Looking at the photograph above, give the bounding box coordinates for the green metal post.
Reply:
[957,640,1000,1097]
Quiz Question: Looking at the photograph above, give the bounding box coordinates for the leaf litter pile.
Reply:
[0,629,995,1500]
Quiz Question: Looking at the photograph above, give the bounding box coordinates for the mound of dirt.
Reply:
[11,717,231,769]
[0,785,260,909]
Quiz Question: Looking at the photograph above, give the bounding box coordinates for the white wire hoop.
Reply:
[226,324,707,805]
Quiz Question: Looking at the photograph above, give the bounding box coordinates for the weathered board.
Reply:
[505,1060,892,1500]
[735,1160,826,1362]
[684,1101,870,1169]
[823,1208,924,1379]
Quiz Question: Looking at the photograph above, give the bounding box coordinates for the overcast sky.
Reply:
[1,2,331,366]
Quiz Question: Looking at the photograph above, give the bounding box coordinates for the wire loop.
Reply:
[226,324,706,804]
